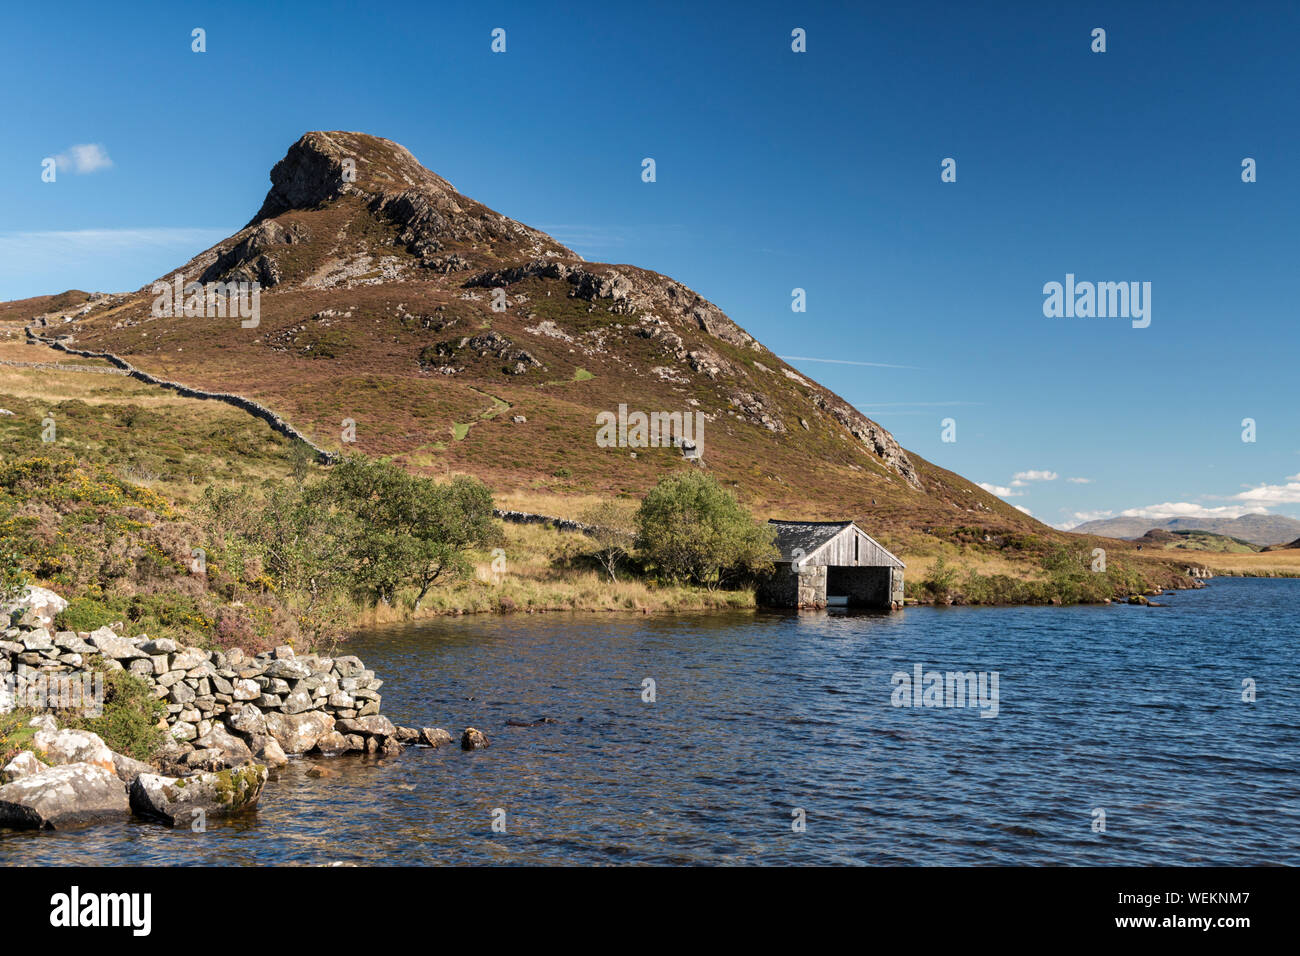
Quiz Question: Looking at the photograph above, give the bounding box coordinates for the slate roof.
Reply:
[767,520,855,562]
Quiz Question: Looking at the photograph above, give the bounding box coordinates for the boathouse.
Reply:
[757,520,905,610]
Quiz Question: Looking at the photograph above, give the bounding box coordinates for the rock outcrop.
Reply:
[246,131,574,271]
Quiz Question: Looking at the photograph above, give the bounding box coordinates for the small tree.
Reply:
[921,555,959,600]
[581,500,638,581]
[318,456,499,608]
[635,471,777,589]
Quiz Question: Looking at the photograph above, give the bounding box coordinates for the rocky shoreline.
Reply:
[0,586,483,833]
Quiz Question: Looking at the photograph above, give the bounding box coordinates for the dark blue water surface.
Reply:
[3,577,1297,865]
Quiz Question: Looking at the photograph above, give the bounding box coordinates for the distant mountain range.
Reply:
[1072,513,1300,546]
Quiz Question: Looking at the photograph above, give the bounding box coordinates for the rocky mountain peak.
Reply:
[251,131,454,223]
[240,131,574,271]
[44,130,934,501]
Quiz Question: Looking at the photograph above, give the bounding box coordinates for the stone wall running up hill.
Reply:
[24,327,338,465]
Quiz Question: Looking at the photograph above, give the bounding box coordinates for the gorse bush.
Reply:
[0,546,27,605]
[54,596,119,633]
[0,710,42,766]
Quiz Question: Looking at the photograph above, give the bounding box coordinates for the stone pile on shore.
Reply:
[0,712,267,830]
[1,586,466,831]
[0,586,450,773]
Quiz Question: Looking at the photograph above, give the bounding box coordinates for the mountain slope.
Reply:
[1072,513,1300,547]
[13,131,1129,561]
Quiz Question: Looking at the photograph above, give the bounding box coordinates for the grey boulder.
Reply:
[1,750,45,783]
[129,766,268,826]
[419,728,454,748]
[264,710,334,755]
[194,724,254,767]
[0,762,129,829]
[31,728,117,773]
[86,627,147,660]
[336,715,396,739]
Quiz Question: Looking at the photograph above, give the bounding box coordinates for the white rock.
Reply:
[0,762,129,829]
[31,728,116,773]
[1,750,45,783]
[3,586,68,629]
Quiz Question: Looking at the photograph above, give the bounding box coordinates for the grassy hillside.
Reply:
[0,340,1200,622]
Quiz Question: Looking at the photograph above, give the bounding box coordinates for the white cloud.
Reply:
[1056,475,1300,530]
[1066,477,1093,484]
[1012,470,1058,483]
[978,482,1021,497]
[1230,479,1300,506]
[1014,505,1033,516]
[1059,509,1113,529]
[1118,501,1262,520]
[53,143,113,174]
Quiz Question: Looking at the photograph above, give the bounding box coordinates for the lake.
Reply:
[2,577,1297,865]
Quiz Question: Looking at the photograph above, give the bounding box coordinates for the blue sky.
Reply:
[3,0,1298,529]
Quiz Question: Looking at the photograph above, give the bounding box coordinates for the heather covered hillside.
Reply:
[6,132,1206,601]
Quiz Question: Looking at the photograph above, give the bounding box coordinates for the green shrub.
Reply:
[0,547,27,604]
[0,710,42,765]
[635,471,777,589]
[63,667,167,760]
[922,555,960,599]
[55,595,120,633]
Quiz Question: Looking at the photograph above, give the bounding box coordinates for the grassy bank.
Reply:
[1178,549,1300,578]
[403,519,755,616]
[0,342,1203,637]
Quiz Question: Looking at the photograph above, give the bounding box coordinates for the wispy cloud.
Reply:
[0,228,234,300]
[853,401,983,408]
[1014,505,1034,516]
[0,228,227,257]
[539,223,687,254]
[540,224,628,249]
[1066,477,1093,484]
[52,143,113,174]
[781,356,923,370]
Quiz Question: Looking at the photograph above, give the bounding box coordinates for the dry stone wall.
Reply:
[1,587,432,771]
[24,327,338,464]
